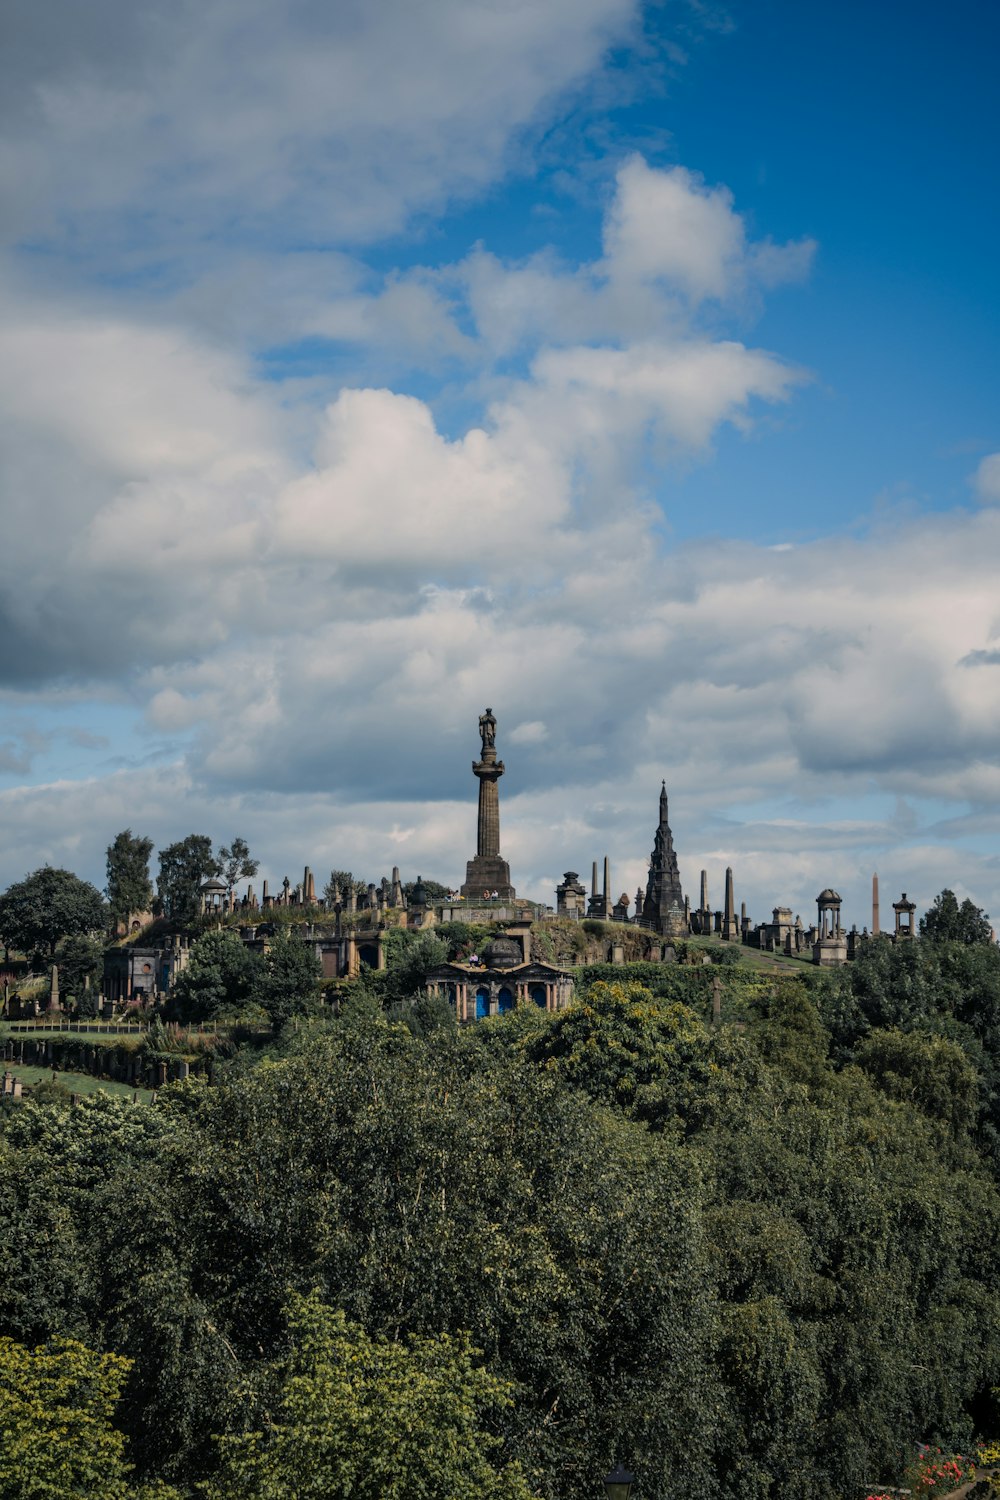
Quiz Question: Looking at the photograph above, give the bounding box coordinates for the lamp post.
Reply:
[603,1463,635,1500]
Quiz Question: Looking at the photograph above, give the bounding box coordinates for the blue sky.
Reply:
[1,0,999,928]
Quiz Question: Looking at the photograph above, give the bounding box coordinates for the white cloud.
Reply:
[0,0,640,261]
[973,452,1000,505]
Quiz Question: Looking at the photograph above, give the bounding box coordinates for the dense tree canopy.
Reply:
[106,829,154,925]
[165,927,321,1027]
[2,934,1000,1498]
[0,866,106,959]
[920,888,994,945]
[156,836,220,924]
[205,1291,535,1500]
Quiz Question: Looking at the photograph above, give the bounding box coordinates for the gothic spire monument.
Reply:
[460,708,515,901]
[640,781,686,936]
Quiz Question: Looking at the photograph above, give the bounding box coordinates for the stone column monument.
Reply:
[460,708,515,901]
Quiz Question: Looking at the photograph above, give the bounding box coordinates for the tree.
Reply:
[156,836,220,924]
[403,877,450,903]
[251,931,322,1028]
[323,870,366,903]
[165,929,260,1023]
[921,888,994,945]
[106,830,154,926]
[217,837,259,900]
[54,934,105,1013]
[355,928,449,1007]
[0,1333,134,1498]
[205,1291,537,1500]
[0,867,106,959]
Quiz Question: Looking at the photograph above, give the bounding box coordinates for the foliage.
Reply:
[356,928,449,1007]
[524,981,711,1119]
[3,954,1000,1497]
[0,1333,134,1498]
[106,829,155,925]
[167,929,259,1023]
[157,835,221,924]
[902,1446,975,1497]
[217,837,259,897]
[250,931,322,1028]
[0,866,106,959]
[403,877,451,903]
[921,889,994,946]
[204,1290,537,1500]
[322,871,366,903]
[54,932,105,1009]
[854,1028,980,1135]
[433,921,495,962]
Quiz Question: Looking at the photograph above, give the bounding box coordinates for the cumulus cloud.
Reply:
[0,0,993,934]
[0,0,639,261]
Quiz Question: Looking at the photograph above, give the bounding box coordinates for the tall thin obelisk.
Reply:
[460,708,515,901]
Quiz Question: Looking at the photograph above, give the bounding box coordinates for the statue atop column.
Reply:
[479,707,497,753]
[460,707,515,902]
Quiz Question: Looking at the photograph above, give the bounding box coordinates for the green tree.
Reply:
[921,888,994,945]
[251,932,322,1028]
[206,1290,537,1500]
[106,829,154,926]
[217,837,260,900]
[356,928,448,1007]
[157,835,220,924]
[0,1333,134,1498]
[54,933,105,1013]
[322,870,365,903]
[854,1028,980,1135]
[403,877,450,902]
[166,928,260,1023]
[0,867,106,959]
[524,980,710,1116]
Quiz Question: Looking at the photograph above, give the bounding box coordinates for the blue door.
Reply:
[530,985,547,1008]
[498,987,514,1014]
[475,987,489,1019]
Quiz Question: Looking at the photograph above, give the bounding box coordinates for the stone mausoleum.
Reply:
[424,921,573,1022]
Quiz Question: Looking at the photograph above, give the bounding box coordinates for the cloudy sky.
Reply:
[2,0,999,929]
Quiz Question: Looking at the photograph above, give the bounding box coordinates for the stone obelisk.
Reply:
[460,708,515,901]
[722,866,739,940]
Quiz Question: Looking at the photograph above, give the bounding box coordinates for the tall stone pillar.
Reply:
[722,867,739,940]
[461,708,514,900]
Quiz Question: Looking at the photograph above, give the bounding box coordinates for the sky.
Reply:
[1,0,999,930]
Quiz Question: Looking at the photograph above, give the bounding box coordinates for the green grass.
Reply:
[7,1065,155,1102]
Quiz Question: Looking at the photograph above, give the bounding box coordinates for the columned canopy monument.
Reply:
[460,707,515,901]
